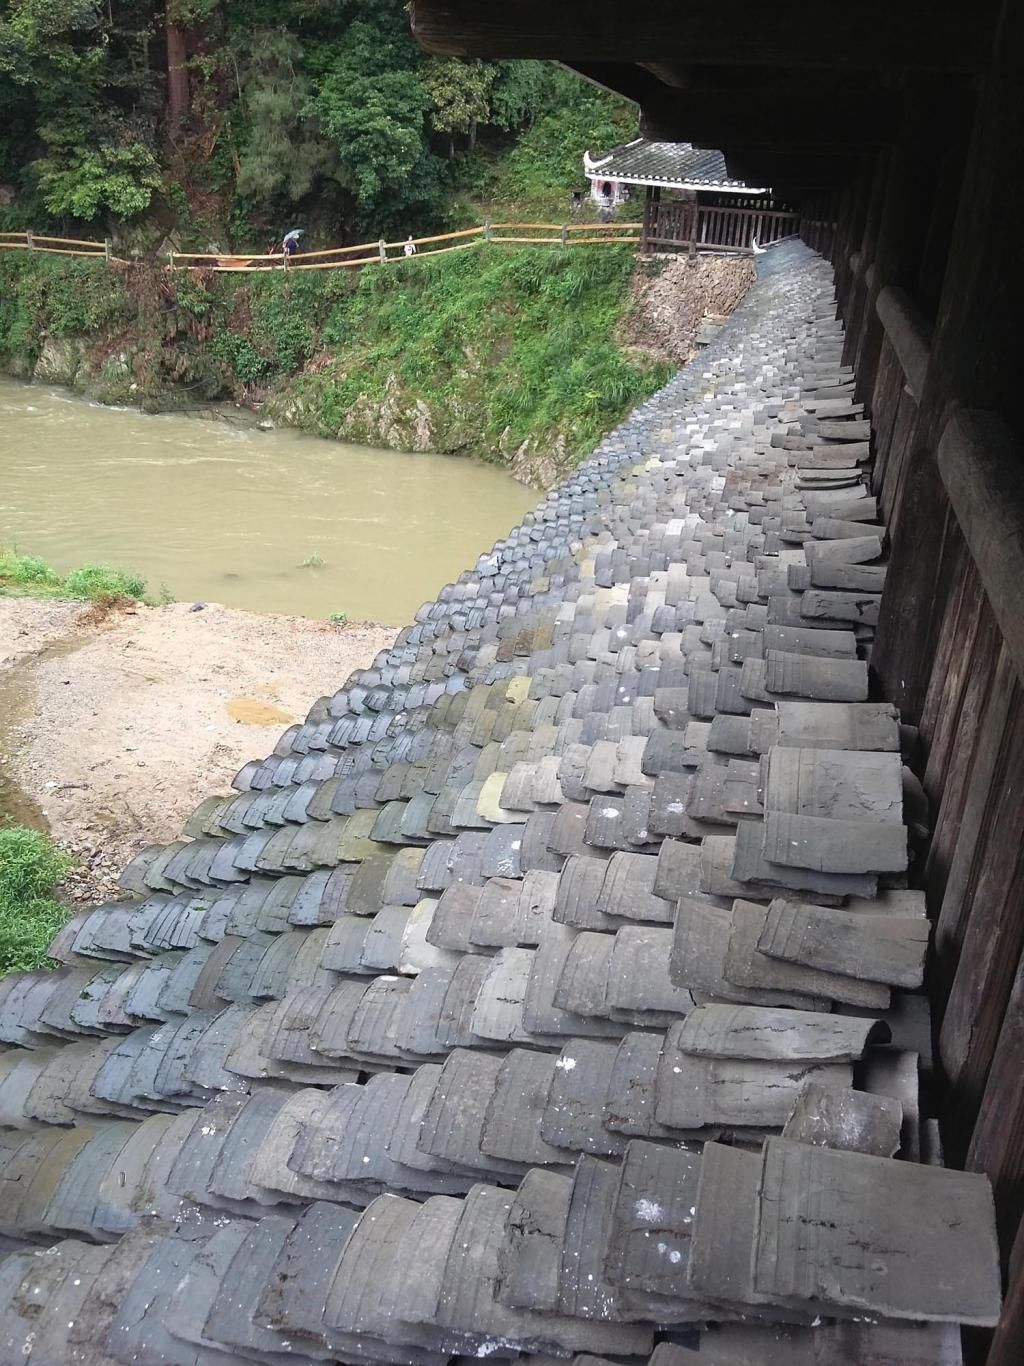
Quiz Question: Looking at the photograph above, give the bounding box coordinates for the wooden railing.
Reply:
[797,191,841,258]
[0,230,110,259]
[641,202,799,255]
[0,221,644,272]
[0,207,797,271]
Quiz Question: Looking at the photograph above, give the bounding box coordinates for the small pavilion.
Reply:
[584,137,767,207]
[583,138,790,253]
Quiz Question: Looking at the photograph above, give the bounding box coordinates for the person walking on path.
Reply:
[281,227,304,267]
[403,235,417,258]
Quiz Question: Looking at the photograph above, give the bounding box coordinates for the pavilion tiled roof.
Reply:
[0,243,1002,1364]
[585,138,763,191]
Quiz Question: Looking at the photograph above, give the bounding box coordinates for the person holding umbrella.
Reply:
[281,227,304,267]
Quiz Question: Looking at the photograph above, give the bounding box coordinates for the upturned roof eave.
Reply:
[583,168,770,195]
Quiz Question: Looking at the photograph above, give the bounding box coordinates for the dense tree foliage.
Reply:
[0,0,635,243]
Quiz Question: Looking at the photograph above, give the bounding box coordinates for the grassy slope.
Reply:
[0,246,673,478]
[277,247,672,464]
[0,828,71,976]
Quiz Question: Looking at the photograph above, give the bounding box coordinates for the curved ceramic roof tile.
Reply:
[0,243,1000,1361]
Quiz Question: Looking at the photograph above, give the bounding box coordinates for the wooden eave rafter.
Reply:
[410,0,997,72]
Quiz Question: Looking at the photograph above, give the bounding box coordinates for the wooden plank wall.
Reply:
[827,216,1024,1365]
[645,201,798,254]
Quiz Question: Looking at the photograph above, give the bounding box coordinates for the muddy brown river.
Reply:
[0,378,538,623]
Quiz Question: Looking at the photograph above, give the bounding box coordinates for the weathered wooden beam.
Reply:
[410,0,997,71]
[981,1201,1024,1366]
[939,682,1024,1154]
[937,409,1024,685]
[720,152,869,192]
[871,447,961,725]
[968,944,1024,1250]
[637,61,690,88]
[638,86,898,151]
[915,0,1024,439]
[554,60,652,106]
[875,285,932,399]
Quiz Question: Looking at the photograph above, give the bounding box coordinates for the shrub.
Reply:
[0,827,72,976]
[0,551,62,587]
[0,548,149,603]
[63,564,147,600]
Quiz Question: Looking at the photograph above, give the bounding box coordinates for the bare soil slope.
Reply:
[0,598,395,902]
[624,254,757,365]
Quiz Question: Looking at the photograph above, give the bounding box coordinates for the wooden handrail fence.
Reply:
[0,208,792,272]
[0,230,111,259]
[640,201,799,255]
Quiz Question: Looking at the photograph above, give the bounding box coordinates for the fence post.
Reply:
[378,239,387,264]
[561,225,568,248]
[484,220,492,242]
[26,230,34,251]
[168,250,175,271]
[104,238,112,262]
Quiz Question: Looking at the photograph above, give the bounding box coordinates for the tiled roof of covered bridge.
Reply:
[584,139,761,191]
[0,242,1001,1364]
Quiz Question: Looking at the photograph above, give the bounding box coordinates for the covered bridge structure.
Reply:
[0,4,1021,1366]
[412,1,1024,1360]
[582,139,795,254]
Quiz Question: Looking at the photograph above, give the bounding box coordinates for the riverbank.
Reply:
[0,248,753,486]
[0,597,395,904]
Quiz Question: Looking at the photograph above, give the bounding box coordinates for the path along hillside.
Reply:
[0,243,1001,1362]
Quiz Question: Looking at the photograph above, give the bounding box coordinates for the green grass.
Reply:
[1,243,673,475]
[281,244,673,462]
[0,548,148,602]
[0,827,72,976]
[0,253,133,375]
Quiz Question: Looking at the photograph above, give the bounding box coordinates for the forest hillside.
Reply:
[0,0,636,250]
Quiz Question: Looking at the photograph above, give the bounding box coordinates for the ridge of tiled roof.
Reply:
[0,242,1001,1365]
[584,138,756,190]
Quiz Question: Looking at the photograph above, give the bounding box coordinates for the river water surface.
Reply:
[0,378,538,623]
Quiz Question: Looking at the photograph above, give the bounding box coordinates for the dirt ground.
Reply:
[0,597,396,904]
[624,254,757,365]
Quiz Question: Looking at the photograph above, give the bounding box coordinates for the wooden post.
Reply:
[560,224,568,248]
[104,238,112,262]
[874,7,1024,727]
[26,230,34,250]
[168,250,175,271]
[854,78,951,401]
[484,220,492,242]
[166,17,190,140]
[378,239,387,264]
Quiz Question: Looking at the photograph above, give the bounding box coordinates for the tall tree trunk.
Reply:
[166,15,189,138]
